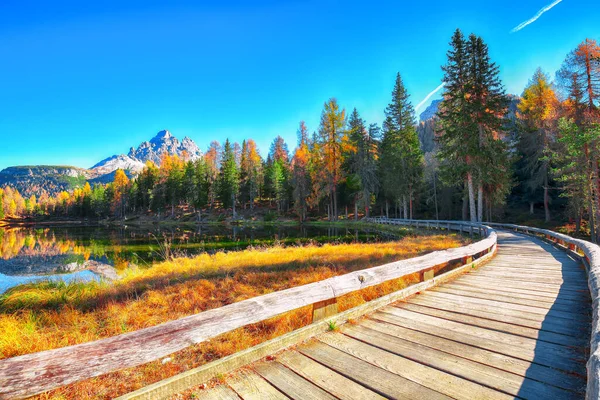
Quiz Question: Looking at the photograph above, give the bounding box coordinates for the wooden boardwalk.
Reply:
[192,230,591,400]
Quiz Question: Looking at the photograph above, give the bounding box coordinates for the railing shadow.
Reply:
[511,232,591,398]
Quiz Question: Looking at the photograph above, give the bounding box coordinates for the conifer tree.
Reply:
[379,73,423,218]
[438,29,510,222]
[516,68,558,221]
[292,122,311,221]
[318,98,346,220]
[218,139,240,215]
[347,109,379,218]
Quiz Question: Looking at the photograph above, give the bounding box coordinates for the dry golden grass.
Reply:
[0,233,468,400]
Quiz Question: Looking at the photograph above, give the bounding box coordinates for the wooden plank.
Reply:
[359,319,585,393]
[341,323,580,399]
[472,270,588,285]
[444,282,587,305]
[0,228,497,399]
[298,341,451,400]
[380,306,586,360]
[277,351,385,400]
[317,333,513,400]
[254,361,337,400]
[371,310,587,374]
[424,290,590,322]
[433,286,589,315]
[483,265,585,277]
[193,385,241,400]
[409,295,588,336]
[456,275,590,296]
[394,302,588,347]
[228,369,289,400]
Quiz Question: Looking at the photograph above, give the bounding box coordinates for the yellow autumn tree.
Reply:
[113,169,130,218]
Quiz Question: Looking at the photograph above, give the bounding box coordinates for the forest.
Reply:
[1,31,599,241]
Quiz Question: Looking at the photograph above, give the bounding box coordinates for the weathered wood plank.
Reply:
[432,286,589,315]
[193,385,241,400]
[394,302,588,347]
[341,324,580,399]
[380,306,586,359]
[254,361,337,400]
[424,290,590,322]
[371,310,587,374]
[277,351,385,400]
[317,333,513,400]
[409,294,588,336]
[228,369,289,400]
[359,319,585,393]
[298,341,450,400]
[444,282,587,306]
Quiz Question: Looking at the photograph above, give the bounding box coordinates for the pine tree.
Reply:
[438,29,510,222]
[556,38,600,241]
[292,123,311,221]
[517,68,559,221]
[218,139,240,215]
[379,73,423,219]
[346,109,379,218]
[318,98,346,220]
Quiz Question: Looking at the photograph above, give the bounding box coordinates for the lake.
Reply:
[0,224,392,293]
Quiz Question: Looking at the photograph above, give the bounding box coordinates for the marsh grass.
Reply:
[1,232,470,399]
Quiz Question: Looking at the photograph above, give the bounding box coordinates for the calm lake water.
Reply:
[0,224,391,293]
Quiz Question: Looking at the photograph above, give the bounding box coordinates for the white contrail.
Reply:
[511,0,562,33]
[415,82,446,113]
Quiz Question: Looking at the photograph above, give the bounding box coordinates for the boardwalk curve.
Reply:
[186,229,590,400]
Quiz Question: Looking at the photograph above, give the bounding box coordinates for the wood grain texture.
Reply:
[0,220,496,399]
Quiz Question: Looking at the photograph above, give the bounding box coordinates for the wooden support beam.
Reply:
[312,298,338,322]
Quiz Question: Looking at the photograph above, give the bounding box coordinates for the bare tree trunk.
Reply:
[433,173,439,220]
[402,196,408,220]
[385,201,389,219]
[544,174,550,222]
[354,201,358,221]
[530,202,534,215]
[462,191,468,221]
[477,184,483,223]
[409,191,414,220]
[467,172,477,222]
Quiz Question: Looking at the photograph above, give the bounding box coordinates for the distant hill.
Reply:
[0,166,89,197]
[0,130,202,197]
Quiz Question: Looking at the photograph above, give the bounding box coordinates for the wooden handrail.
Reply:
[373,219,600,400]
[0,220,496,399]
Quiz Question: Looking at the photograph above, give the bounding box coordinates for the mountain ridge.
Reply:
[0,130,202,197]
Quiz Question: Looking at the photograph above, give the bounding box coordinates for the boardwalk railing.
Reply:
[372,218,600,400]
[0,220,496,399]
[482,222,600,400]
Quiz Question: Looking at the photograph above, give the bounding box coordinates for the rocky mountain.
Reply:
[0,166,88,197]
[416,96,521,154]
[0,130,202,197]
[128,130,202,165]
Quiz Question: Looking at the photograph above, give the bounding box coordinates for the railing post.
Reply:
[469,226,473,236]
[420,268,435,282]
[312,298,338,322]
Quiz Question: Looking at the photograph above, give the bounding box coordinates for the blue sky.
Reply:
[0,0,598,170]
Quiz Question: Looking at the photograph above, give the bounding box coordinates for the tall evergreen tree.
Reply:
[438,29,510,222]
[347,109,379,218]
[218,139,240,215]
[516,68,559,221]
[379,73,423,218]
[317,98,346,220]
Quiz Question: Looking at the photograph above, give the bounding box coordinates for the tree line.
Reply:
[1,31,599,241]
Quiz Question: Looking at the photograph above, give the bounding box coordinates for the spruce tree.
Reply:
[379,73,423,218]
[438,29,510,222]
[347,109,379,218]
[218,139,240,215]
